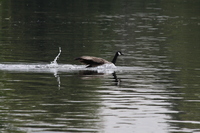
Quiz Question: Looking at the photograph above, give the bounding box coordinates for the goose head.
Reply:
[111,51,123,64]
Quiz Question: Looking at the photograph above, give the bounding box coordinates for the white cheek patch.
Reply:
[118,52,122,55]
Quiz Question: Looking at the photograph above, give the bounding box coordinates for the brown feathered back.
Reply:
[75,51,123,68]
[75,56,111,67]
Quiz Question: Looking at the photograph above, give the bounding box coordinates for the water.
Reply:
[1,0,200,133]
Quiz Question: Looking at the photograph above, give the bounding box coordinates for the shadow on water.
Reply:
[0,62,122,89]
[77,70,121,86]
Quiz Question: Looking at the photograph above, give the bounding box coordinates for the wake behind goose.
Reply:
[0,48,118,73]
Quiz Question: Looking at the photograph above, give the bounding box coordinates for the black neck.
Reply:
[111,52,119,64]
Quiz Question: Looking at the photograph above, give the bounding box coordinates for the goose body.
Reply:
[75,51,123,68]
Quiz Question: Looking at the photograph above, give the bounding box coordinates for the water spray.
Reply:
[51,47,61,65]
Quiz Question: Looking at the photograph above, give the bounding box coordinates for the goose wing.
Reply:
[75,56,110,67]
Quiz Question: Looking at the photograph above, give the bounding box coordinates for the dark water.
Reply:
[1,0,200,132]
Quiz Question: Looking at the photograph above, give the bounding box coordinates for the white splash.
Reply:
[49,47,61,67]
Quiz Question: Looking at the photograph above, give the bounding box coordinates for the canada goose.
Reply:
[75,51,123,68]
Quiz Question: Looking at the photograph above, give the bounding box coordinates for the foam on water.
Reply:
[0,63,117,73]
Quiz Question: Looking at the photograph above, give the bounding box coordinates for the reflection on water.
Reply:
[1,0,200,133]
